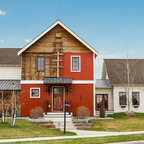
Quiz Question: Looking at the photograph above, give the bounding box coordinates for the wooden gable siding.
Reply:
[22,24,92,80]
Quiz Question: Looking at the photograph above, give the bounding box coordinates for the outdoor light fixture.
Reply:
[70,88,72,92]
[44,88,47,92]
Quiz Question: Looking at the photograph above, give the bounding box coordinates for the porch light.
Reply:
[44,88,47,92]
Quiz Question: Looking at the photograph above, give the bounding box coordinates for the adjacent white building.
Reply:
[95,59,144,115]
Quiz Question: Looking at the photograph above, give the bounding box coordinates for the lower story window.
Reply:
[119,92,126,105]
[132,92,139,105]
[30,88,40,98]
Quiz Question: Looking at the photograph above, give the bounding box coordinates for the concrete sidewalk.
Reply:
[1,130,144,143]
[109,140,144,144]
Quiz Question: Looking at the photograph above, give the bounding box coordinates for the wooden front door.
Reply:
[53,87,63,111]
[96,94,108,111]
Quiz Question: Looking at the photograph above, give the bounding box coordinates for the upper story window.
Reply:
[30,88,40,98]
[37,57,44,71]
[71,56,81,72]
[119,92,126,105]
[132,92,140,105]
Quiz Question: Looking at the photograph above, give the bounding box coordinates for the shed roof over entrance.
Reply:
[44,77,72,84]
[0,80,21,90]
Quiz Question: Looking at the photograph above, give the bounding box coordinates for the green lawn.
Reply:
[2,134,144,144]
[0,119,76,139]
[90,113,144,132]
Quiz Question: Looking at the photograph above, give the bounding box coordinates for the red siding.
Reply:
[21,84,94,116]
[60,53,93,80]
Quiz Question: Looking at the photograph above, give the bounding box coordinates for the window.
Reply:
[30,88,40,98]
[37,57,44,71]
[71,56,81,72]
[119,92,126,105]
[132,92,139,105]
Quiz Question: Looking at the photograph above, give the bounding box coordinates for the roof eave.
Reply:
[17,20,98,56]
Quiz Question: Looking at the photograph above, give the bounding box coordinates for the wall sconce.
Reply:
[44,88,47,92]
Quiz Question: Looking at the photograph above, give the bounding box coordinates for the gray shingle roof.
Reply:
[44,77,72,84]
[0,80,21,90]
[0,48,21,65]
[95,79,111,88]
[104,59,144,85]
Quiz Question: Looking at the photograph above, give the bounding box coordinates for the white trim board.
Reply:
[21,80,43,84]
[21,80,95,84]
[17,20,98,56]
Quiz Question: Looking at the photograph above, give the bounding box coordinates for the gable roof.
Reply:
[17,20,98,55]
[104,59,144,85]
[0,48,21,66]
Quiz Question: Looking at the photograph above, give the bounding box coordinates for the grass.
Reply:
[90,112,144,132]
[2,134,144,144]
[0,119,76,139]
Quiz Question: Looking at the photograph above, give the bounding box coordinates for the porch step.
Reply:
[73,119,93,130]
[44,112,76,131]
[34,121,56,129]
[95,111,114,117]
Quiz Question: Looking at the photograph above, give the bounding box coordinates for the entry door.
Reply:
[96,94,108,111]
[53,87,63,111]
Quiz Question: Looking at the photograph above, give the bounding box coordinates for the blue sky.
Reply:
[0,0,144,78]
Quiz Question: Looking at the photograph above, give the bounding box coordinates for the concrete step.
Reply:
[44,118,73,121]
[44,112,72,115]
[44,115,72,118]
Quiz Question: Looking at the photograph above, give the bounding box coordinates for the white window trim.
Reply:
[71,55,81,72]
[30,88,40,98]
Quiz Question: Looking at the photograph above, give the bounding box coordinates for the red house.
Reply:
[17,20,98,116]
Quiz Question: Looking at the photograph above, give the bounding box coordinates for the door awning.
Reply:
[44,77,72,85]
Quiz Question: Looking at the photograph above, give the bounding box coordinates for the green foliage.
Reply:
[100,107,105,118]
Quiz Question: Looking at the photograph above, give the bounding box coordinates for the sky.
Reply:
[0,0,144,78]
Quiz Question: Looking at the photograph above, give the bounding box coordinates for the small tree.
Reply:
[77,106,90,119]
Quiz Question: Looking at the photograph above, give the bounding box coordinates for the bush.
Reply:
[100,107,105,118]
[77,106,90,119]
[30,107,44,119]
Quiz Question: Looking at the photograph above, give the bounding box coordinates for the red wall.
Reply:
[21,84,94,116]
[60,53,93,80]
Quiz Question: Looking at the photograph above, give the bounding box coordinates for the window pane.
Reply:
[72,57,79,71]
[31,89,39,97]
[37,57,44,71]
[119,92,126,105]
[132,92,139,105]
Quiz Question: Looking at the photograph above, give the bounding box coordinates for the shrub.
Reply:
[77,106,90,119]
[30,107,44,119]
[100,107,105,118]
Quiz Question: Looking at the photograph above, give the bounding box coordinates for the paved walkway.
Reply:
[1,130,144,143]
[109,140,144,144]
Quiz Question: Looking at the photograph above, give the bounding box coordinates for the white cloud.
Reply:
[25,39,31,43]
[0,10,6,16]
[0,40,4,43]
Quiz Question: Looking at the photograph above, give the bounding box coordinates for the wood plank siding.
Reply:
[22,24,91,80]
